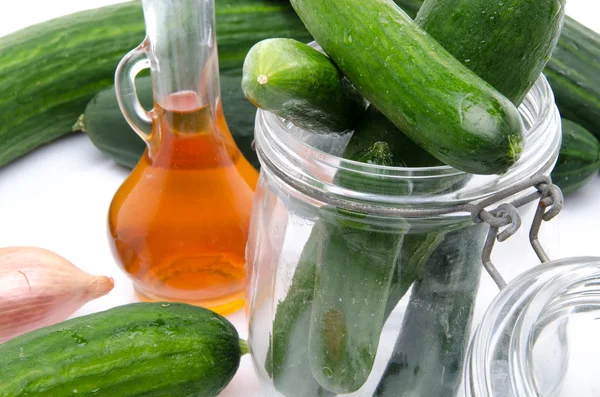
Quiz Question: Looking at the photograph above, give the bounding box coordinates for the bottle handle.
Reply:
[115,39,153,140]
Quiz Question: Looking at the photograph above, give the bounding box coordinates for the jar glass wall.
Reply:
[465,257,600,397]
[246,76,561,397]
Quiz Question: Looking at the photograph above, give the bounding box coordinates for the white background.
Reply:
[0,1,599,396]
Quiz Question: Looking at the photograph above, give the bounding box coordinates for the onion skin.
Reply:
[0,247,114,344]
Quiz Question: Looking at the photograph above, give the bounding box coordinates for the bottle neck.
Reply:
[142,0,221,115]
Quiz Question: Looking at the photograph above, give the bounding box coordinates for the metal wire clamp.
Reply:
[474,175,564,289]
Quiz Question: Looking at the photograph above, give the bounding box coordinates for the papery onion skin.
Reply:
[0,247,114,344]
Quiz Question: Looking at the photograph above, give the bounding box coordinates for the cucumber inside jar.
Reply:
[265,113,475,395]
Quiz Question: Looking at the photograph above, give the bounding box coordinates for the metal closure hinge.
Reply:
[472,175,564,289]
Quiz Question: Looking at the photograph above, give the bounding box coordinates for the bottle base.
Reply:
[133,284,245,316]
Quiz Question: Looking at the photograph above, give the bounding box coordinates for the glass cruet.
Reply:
[108,0,258,315]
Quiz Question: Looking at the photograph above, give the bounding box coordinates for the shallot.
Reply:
[0,247,114,343]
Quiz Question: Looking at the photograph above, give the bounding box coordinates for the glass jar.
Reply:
[465,257,600,397]
[246,75,561,397]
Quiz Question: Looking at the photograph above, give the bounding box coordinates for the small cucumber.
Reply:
[290,0,524,175]
[416,0,565,105]
[551,118,600,194]
[0,303,245,397]
[242,38,366,134]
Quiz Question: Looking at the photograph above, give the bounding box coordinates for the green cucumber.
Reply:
[308,209,406,394]
[2,0,599,168]
[545,18,600,139]
[265,120,428,396]
[551,118,600,194]
[344,107,442,168]
[82,74,260,170]
[392,0,600,138]
[305,114,462,393]
[338,106,472,196]
[267,105,469,394]
[266,220,336,397]
[0,302,246,397]
[375,223,485,397]
[289,0,524,175]
[242,38,366,134]
[415,0,565,105]
[0,0,311,168]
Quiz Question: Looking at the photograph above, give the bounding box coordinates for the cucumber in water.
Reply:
[242,38,366,134]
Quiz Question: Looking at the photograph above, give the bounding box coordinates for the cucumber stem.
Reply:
[239,339,249,356]
[257,74,268,85]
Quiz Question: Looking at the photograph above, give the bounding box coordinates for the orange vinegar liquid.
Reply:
[108,91,258,315]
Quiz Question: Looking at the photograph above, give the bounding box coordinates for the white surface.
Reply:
[0,2,599,397]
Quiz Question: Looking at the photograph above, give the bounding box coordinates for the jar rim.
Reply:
[465,256,600,397]
[255,74,561,216]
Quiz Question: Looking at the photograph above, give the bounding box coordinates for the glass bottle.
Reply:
[109,0,258,315]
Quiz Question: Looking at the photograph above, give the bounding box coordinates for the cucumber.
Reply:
[265,117,430,396]
[308,209,406,394]
[545,18,600,139]
[551,118,600,194]
[375,223,485,397]
[305,112,463,393]
[82,75,260,170]
[267,104,468,394]
[344,107,442,168]
[289,0,524,175]
[0,0,311,168]
[415,0,565,105]
[0,302,246,397]
[266,221,336,397]
[242,38,366,134]
[384,229,449,319]
[392,0,600,138]
[2,0,599,168]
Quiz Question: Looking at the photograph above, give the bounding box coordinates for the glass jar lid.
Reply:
[465,256,600,397]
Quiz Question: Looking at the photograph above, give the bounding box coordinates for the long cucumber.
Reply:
[415,0,565,105]
[289,0,524,175]
[375,224,486,397]
[266,221,336,397]
[551,118,600,194]
[308,210,406,394]
[0,0,312,168]
[266,115,443,396]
